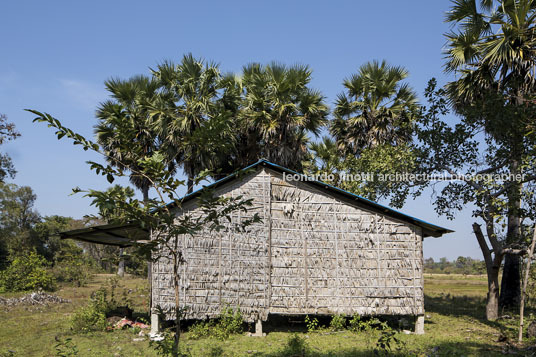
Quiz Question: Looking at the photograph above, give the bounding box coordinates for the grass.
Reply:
[1,273,535,356]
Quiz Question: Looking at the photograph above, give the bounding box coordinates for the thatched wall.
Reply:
[151,167,424,322]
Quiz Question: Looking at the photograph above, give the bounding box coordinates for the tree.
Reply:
[96,75,166,201]
[330,60,418,156]
[30,109,260,355]
[96,76,165,277]
[444,0,536,309]
[88,185,135,276]
[414,79,536,320]
[307,61,420,208]
[0,183,40,263]
[239,62,328,171]
[152,54,226,193]
[0,113,20,181]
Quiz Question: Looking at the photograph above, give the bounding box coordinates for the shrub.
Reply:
[188,320,215,339]
[52,257,92,287]
[329,314,346,331]
[150,330,191,357]
[0,251,55,292]
[349,314,388,332]
[187,306,243,340]
[279,334,310,356]
[215,306,243,339]
[70,288,110,333]
[54,337,79,356]
[304,315,320,333]
[375,328,405,355]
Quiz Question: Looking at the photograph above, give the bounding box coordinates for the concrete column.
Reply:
[150,313,160,335]
[414,315,424,335]
[254,319,263,336]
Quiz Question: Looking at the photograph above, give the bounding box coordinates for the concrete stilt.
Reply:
[254,319,264,337]
[414,315,425,335]
[150,313,160,336]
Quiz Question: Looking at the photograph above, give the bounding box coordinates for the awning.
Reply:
[59,222,150,247]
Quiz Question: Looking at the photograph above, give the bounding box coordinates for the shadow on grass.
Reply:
[425,293,487,320]
[424,293,534,347]
[229,340,509,357]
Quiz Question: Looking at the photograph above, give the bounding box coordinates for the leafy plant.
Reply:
[304,315,320,333]
[54,337,78,356]
[70,288,110,333]
[329,314,346,331]
[374,329,404,355]
[0,251,55,292]
[52,255,92,287]
[150,330,191,357]
[349,314,388,332]
[188,320,214,339]
[279,334,310,357]
[187,306,243,340]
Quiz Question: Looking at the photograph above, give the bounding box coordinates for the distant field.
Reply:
[0,273,532,356]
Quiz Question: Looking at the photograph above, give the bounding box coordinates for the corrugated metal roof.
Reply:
[59,222,149,247]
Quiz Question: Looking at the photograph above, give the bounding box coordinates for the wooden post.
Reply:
[414,315,424,334]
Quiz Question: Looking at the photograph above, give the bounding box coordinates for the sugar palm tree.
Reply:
[306,136,341,174]
[445,0,536,102]
[330,60,418,156]
[444,0,536,311]
[95,75,164,201]
[240,62,329,170]
[152,54,224,193]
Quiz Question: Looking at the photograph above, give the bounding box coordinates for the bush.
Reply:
[304,315,320,332]
[150,330,192,357]
[70,288,110,333]
[279,334,310,357]
[187,306,243,340]
[52,243,94,287]
[330,314,346,331]
[349,314,388,332]
[0,251,55,292]
[52,258,92,287]
[54,337,79,356]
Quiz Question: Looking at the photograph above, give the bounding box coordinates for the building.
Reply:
[61,159,452,335]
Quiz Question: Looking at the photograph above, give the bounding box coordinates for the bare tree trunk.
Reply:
[518,227,536,343]
[487,264,501,321]
[474,222,502,320]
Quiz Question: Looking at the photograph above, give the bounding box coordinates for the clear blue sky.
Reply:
[0,0,479,260]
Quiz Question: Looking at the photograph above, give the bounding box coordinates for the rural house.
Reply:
[61,160,452,335]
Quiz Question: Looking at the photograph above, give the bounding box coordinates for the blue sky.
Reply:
[0,0,480,260]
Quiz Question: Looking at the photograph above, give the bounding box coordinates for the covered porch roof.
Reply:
[59,222,149,247]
